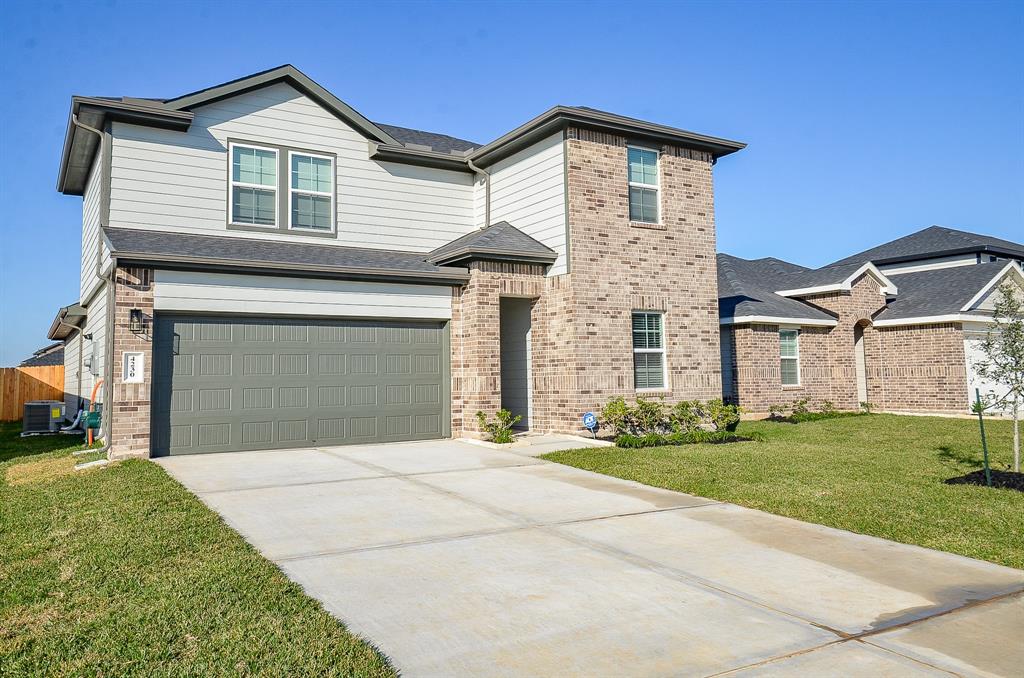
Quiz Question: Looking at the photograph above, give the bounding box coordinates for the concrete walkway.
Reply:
[157,440,1024,677]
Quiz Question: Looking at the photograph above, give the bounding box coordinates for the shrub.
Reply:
[821,400,836,415]
[601,397,740,436]
[860,401,874,414]
[614,429,745,448]
[767,403,787,420]
[791,398,811,415]
[475,409,521,444]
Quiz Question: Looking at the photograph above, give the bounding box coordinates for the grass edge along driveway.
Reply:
[0,423,395,677]
[543,414,1024,570]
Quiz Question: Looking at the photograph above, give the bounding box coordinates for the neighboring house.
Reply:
[719,226,1024,415]
[48,64,745,458]
[18,342,65,367]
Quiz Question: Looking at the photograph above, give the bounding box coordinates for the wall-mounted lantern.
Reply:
[129,309,144,334]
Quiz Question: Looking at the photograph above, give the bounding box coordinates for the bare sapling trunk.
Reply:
[1014,395,1021,473]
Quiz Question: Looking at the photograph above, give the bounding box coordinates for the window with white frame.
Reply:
[289,151,334,231]
[779,328,800,386]
[230,144,278,226]
[632,311,666,389]
[627,146,659,223]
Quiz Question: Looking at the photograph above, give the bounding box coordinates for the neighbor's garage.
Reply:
[151,315,449,455]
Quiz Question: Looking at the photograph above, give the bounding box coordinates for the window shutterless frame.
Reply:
[627,145,660,224]
[632,311,668,391]
[779,327,800,386]
[288,150,335,233]
[228,142,279,228]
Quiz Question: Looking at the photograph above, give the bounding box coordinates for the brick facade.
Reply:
[728,273,970,415]
[109,266,154,459]
[450,129,723,435]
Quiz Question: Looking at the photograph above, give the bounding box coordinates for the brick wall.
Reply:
[449,129,723,435]
[109,266,154,459]
[729,273,970,415]
[871,323,968,412]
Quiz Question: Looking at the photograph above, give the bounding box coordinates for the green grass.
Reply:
[544,414,1024,569]
[0,422,394,677]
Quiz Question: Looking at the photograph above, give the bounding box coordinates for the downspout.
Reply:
[71,114,115,457]
[71,114,108,284]
[467,158,491,228]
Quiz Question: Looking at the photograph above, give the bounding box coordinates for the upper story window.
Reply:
[780,329,800,386]
[627,146,659,224]
[289,152,334,231]
[632,311,667,390]
[227,140,337,235]
[230,144,278,227]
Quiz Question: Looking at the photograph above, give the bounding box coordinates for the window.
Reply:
[780,329,800,386]
[230,144,278,226]
[632,312,666,389]
[627,146,659,223]
[289,152,334,231]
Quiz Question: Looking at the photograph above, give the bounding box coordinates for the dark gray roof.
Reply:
[873,261,1011,321]
[375,123,479,155]
[427,221,558,266]
[20,343,64,367]
[829,226,1024,267]
[717,254,837,323]
[104,228,468,284]
[770,260,873,292]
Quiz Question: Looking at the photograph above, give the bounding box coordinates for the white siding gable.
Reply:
[477,132,568,275]
[108,83,476,252]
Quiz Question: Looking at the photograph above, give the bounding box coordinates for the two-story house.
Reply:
[719,225,1024,415]
[48,65,745,458]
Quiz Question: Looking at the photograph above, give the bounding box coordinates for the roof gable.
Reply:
[427,221,557,266]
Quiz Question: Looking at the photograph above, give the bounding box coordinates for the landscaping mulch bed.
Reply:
[945,469,1024,492]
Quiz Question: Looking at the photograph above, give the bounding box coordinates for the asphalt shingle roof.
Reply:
[427,221,557,265]
[374,123,479,155]
[104,228,469,282]
[873,261,1011,321]
[770,261,871,292]
[19,343,64,367]
[829,226,1024,267]
[717,254,837,323]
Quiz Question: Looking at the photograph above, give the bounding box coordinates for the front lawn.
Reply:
[0,422,394,676]
[544,414,1024,569]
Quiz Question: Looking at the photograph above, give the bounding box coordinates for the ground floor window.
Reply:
[632,311,666,390]
[780,328,800,386]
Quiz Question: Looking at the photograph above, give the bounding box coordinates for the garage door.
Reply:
[151,315,449,455]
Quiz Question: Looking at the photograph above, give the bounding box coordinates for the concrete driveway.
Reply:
[157,440,1024,677]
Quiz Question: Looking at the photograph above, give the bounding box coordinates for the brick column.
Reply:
[109,266,154,459]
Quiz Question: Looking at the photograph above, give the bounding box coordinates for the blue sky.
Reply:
[1,0,1021,364]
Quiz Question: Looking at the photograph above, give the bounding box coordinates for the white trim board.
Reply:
[720,315,837,327]
[873,313,994,328]
[153,270,453,319]
[775,262,898,298]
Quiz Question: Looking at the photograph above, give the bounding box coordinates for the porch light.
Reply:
[129,309,144,334]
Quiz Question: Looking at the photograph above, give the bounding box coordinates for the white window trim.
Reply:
[228,142,279,228]
[288,150,335,233]
[632,310,669,392]
[779,327,801,387]
[627,145,660,225]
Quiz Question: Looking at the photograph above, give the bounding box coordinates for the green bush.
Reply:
[475,409,522,444]
[601,397,740,436]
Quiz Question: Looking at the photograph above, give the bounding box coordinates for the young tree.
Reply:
[973,280,1024,472]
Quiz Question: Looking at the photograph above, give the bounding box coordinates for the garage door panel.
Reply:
[153,315,449,455]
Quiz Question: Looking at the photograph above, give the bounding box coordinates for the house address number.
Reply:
[122,351,145,384]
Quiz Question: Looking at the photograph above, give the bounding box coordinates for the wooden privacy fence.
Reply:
[0,366,65,421]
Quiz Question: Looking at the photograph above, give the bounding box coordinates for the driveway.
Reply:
[157,440,1024,677]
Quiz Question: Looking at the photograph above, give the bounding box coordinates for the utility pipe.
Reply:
[467,158,491,228]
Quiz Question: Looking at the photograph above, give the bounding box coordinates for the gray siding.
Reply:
[81,147,103,302]
[477,132,568,275]
[108,82,477,251]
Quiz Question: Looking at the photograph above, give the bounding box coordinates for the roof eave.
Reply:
[57,97,193,195]
[470,106,747,167]
[427,247,558,267]
[112,251,471,286]
[368,141,473,172]
[720,315,838,327]
[872,245,1024,266]
[46,304,88,341]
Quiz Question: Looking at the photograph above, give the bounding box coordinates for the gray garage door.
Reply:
[152,315,449,456]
